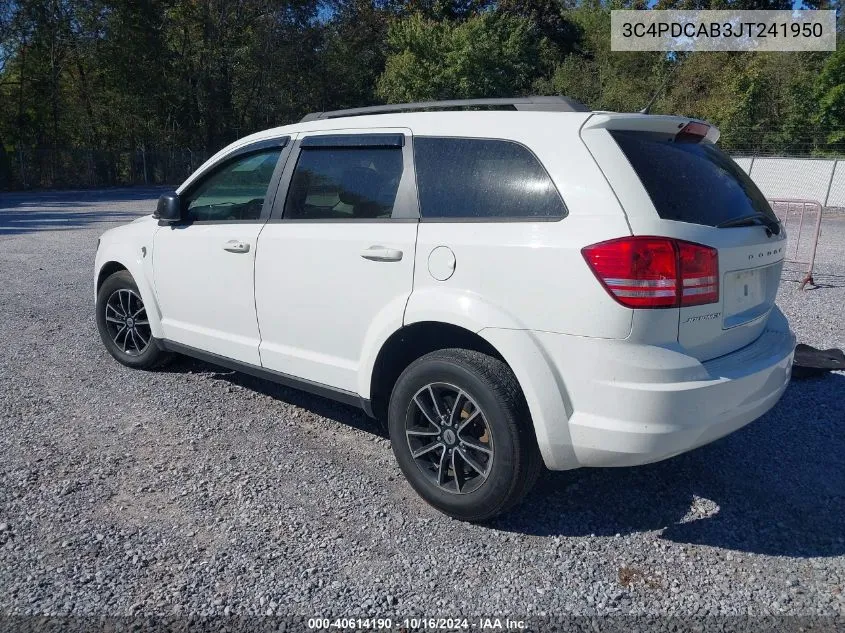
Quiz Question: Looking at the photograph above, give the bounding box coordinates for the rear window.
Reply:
[611,130,777,227]
[414,137,566,220]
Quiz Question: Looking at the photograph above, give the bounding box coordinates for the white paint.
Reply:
[153,223,265,365]
[255,221,417,393]
[427,246,456,281]
[95,109,796,478]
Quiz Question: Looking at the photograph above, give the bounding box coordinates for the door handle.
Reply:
[223,240,250,253]
[360,245,403,262]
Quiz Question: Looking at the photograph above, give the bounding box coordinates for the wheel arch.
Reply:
[96,261,128,293]
[95,249,164,338]
[365,319,577,470]
[366,321,508,423]
[359,285,528,403]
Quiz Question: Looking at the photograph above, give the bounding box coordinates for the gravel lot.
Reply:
[0,189,843,628]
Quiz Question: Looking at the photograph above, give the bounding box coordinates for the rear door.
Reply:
[582,114,787,361]
[254,129,418,393]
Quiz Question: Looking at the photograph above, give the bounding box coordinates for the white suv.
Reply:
[94,97,795,521]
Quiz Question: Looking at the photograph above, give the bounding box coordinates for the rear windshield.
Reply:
[610,130,777,227]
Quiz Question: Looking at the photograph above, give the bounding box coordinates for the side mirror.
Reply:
[154,193,182,222]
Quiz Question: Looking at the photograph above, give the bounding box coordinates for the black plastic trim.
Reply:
[173,219,268,226]
[266,217,419,224]
[226,136,290,159]
[161,340,367,410]
[418,216,563,223]
[302,96,590,121]
[300,133,405,148]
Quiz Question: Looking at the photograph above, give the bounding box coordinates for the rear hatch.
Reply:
[581,114,787,361]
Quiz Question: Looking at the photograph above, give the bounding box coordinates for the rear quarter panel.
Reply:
[405,114,634,339]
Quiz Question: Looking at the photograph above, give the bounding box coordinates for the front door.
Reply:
[153,143,288,365]
[255,130,418,393]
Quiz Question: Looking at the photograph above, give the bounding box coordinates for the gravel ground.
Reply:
[0,189,843,629]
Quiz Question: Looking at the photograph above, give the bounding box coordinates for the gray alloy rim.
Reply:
[104,289,151,356]
[405,382,494,495]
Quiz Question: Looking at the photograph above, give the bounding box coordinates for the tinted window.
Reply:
[414,138,566,219]
[611,130,777,227]
[186,150,281,222]
[284,147,403,220]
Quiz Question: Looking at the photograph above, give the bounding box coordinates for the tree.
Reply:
[317,0,394,110]
[397,0,493,21]
[497,0,579,55]
[815,46,845,148]
[377,11,549,102]
[1,0,843,189]
[536,4,668,113]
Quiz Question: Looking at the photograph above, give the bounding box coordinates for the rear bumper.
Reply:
[530,307,795,469]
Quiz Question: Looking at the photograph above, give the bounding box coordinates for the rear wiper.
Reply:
[717,213,781,236]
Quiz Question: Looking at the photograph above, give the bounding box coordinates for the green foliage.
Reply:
[377,12,548,102]
[815,47,845,145]
[2,0,845,189]
[542,5,668,113]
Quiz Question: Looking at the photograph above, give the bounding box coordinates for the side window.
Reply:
[283,145,403,220]
[185,149,282,222]
[414,137,567,220]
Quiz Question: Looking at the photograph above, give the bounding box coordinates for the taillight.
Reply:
[582,237,718,309]
[677,240,719,306]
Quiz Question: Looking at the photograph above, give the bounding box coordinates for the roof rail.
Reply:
[300,96,589,122]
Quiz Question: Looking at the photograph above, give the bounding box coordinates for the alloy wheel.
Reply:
[405,382,494,495]
[104,289,151,356]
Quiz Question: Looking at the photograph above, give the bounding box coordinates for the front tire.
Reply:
[388,349,541,521]
[95,270,169,369]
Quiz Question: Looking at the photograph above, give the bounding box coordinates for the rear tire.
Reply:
[96,270,170,370]
[388,348,541,521]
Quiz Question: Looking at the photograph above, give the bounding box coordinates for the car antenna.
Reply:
[639,59,682,115]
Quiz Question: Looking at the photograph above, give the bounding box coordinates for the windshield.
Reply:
[611,130,777,227]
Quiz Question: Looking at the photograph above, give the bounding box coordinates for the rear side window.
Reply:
[284,147,403,220]
[414,137,566,220]
[611,130,777,227]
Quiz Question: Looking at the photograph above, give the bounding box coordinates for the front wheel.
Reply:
[95,270,170,369]
[388,349,541,521]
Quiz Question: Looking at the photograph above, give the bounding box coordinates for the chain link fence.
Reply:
[733,155,845,212]
[2,148,210,190]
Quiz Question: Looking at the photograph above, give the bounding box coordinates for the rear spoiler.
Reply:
[581,113,720,144]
